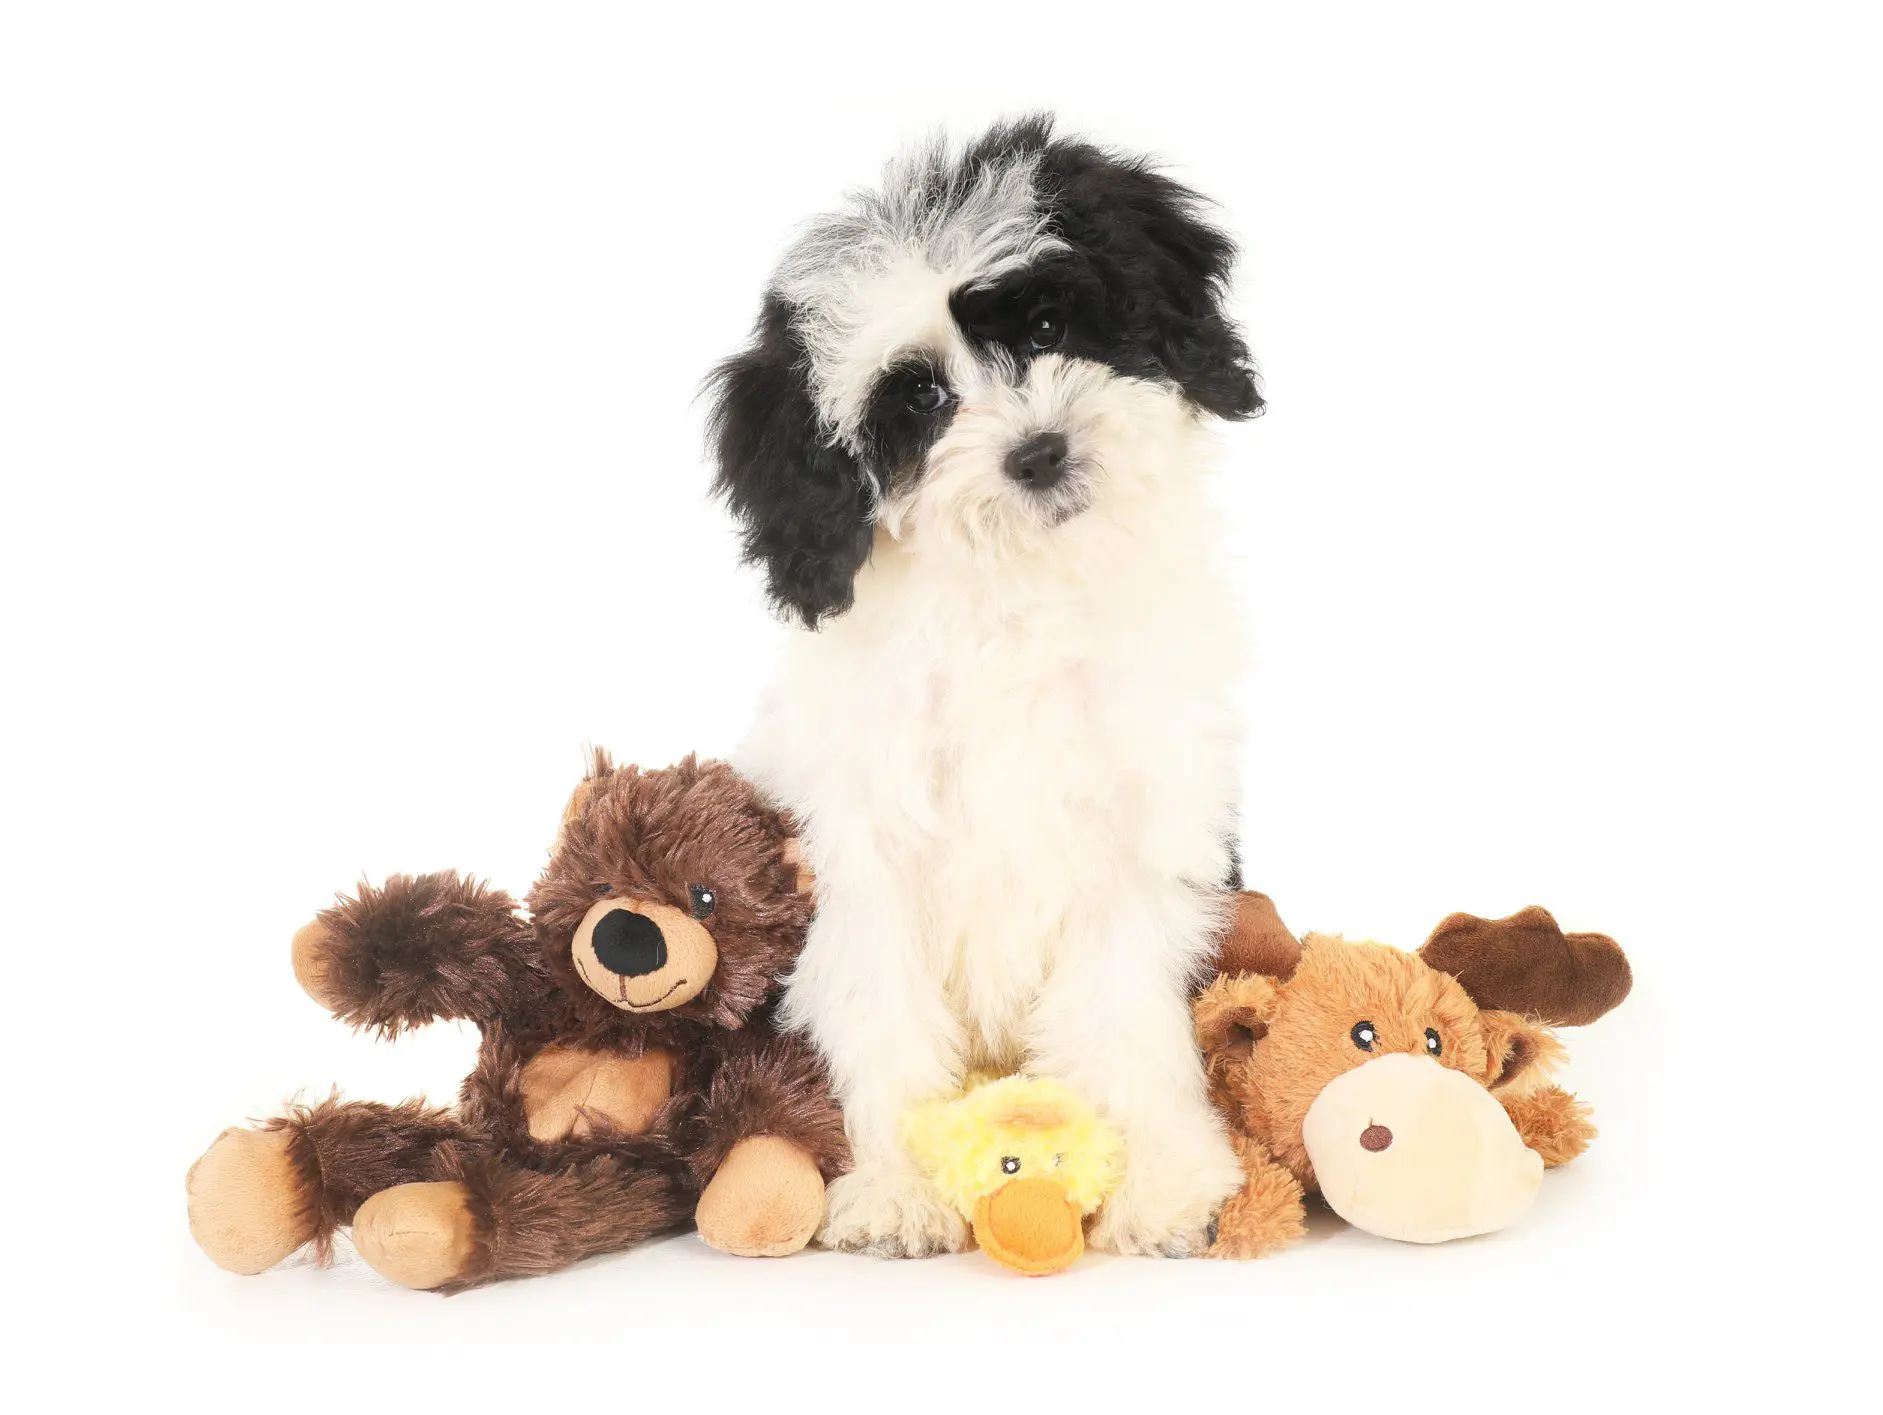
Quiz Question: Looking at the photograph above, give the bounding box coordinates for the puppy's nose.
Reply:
[591,909,668,977]
[1359,1124,1393,1152]
[1004,431,1069,490]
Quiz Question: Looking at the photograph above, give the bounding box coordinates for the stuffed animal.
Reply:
[903,1075,1122,1276]
[186,753,848,1290]
[1195,894,1630,1255]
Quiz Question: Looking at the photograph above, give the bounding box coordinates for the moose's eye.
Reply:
[1351,1021,1377,1052]
[1000,1156,1021,1176]
[1027,306,1065,351]
[689,885,716,920]
[906,377,950,414]
[1425,1027,1442,1057]
[595,882,613,896]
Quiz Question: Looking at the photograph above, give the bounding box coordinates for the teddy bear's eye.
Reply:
[1351,1021,1377,1052]
[595,882,613,896]
[1001,1156,1021,1175]
[689,885,716,920]
[1425,1027,1442,1057]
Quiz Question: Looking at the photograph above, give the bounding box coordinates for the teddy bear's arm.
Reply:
[1208,1131,1308,1259]
[292,872,541,1035]
[687,1033,850,1185]
[682,1034,850,1258]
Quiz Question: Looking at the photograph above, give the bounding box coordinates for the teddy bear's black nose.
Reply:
[591,909,667,977]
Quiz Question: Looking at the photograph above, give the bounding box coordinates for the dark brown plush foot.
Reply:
[352,1181,478,1290]
[188,1127,316,1275]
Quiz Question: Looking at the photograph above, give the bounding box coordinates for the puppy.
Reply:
[706,116,1263,1256]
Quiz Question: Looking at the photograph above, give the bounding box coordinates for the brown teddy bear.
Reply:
[186,753,848,1291]
[1196,894,1630,1255]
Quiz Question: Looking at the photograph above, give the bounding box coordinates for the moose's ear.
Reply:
[1194,972,1283,1071]
[1476,1009,1567,1093]
[705,295,874,628]
[1420,906,1632,1027]
[1216,891,1303,980]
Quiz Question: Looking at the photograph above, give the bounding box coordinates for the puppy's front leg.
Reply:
[1029,880,1243,1256]
[783,854,968,1258]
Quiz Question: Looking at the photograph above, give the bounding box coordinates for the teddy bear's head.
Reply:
[525,752,811,1033]
[1196,898,1630,1242]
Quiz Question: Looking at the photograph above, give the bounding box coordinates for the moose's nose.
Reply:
[1004,431,1069,490]
[591,909,668,977]
[1359,1124,1394,1152]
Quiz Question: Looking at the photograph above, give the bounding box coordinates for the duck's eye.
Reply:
[595,882,613,896]
[1351,1021,1377,1052]
[1000,1156,1021,1176]
[1027,306,1065,351]
[906,377,950,414]
[1425,1027,1442,1057]
[1053,1153,1064,1168]
[689,885,716,920]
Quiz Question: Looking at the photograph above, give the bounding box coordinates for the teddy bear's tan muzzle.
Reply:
[1302,1052,1543,1244]
[571,898,716,1012]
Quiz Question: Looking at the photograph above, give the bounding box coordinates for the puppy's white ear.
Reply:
[705,296,873,628]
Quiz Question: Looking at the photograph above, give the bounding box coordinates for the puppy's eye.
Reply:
[1351,1021,1376,1052]
[689,885,716,920]
[1027,306,1065,351]
[1425,1027,1442,1057]
[906,378,950,413]
[1000,1156,1021,1175]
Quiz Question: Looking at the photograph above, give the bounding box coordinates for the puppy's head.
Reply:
[707,115,1261,626]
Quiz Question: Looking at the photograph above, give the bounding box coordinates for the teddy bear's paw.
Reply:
[352,1181,479,1291]
[188,1126,316,1275]
[818,1164,967,1259]
[697,1136,826,1258]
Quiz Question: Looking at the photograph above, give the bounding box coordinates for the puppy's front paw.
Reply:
[1088,1132,1242,1258]
[818,1164,967,1259]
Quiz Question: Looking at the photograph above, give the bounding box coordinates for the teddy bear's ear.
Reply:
[559,748,617,831]
[780,836,816,898]
[1419,906,1631,1027]
[1476,1009,1568,1093]
[1216,891,1303,981]
[1194,972,1283,1069]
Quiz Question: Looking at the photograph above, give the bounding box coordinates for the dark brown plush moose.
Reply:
[186,753,848,1291]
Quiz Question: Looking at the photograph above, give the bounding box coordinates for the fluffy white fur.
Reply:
[740,361,1247,1256]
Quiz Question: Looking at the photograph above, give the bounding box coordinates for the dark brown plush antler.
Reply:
[1418,905,1631,1026]
[1215,891,1304,980]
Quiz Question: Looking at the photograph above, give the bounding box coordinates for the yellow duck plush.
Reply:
[902,1075,1123,1276]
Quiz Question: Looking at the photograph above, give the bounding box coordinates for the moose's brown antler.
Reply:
[1216,891,1305,980]
[1418,905,1631,1026]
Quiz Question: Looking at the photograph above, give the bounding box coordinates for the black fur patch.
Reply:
[705,296,874,627]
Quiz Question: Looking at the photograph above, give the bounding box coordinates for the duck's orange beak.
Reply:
[971,1177,1084,1277]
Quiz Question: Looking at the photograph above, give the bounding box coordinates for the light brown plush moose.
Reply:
[1196,895,1631,1254]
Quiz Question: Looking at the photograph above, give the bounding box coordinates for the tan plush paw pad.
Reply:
[352,1182,478,1290]
[187,1126,314,1275]
[696,1136,826,1258]
[291,921,343,1010]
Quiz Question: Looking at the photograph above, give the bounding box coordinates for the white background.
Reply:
[3,2,1876,1406]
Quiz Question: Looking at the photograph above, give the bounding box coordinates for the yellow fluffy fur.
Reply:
[902,1075,1123,1217]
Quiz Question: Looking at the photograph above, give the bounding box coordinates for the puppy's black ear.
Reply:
[1041,141,1264,421]
[706,296,874,627]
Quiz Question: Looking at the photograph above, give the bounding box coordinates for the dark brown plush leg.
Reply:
[189,1094,475,1274]
[418,1153,694,1291]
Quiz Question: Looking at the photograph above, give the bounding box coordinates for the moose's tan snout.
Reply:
[1303,1052,1542,1244]
[571,898,716,1012]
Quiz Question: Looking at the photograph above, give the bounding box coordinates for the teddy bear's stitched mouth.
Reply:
[618,977,686,1010]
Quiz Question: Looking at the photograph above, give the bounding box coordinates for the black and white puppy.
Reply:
[707,116,1262,1256]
